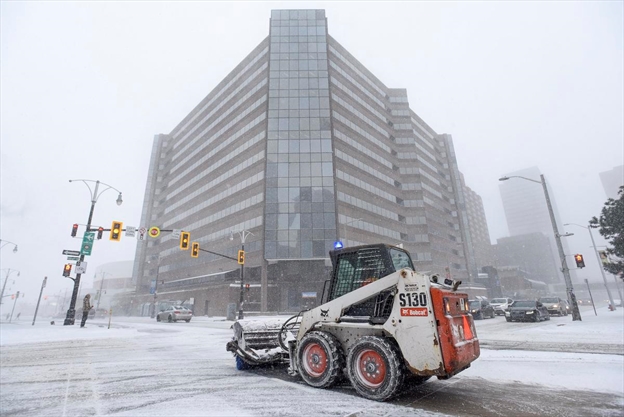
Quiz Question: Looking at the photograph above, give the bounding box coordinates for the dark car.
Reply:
[505,300,550,322]
[538,297,568,316]
[469,299,495,320]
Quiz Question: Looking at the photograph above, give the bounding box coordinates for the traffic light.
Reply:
[110,221,123,241]
[191,242,199,258]
[97,227,104,240]
[237,250,245,265]
[63,263,72,277]
[71,223,78,237]
[179,232,190,250]
[574,254,585,268]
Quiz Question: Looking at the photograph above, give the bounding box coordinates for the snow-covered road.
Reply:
[0,306,622,416]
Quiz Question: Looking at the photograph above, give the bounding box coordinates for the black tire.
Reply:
[506,318,512,322]
[156,315,161,322]
[168,315,173,323]
[545,314,551,321]
[185,319,191,323]
[347,336,404,401]
[297,331,345,389]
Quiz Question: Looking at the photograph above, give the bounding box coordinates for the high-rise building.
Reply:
[498,166,572,283]
[132,9,475,315]
[463,180,494,270]
[599,165,623,200]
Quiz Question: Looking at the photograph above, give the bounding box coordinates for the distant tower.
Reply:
[599,165,623,200]
[499,166,573,283]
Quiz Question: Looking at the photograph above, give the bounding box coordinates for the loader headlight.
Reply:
[526,311,534,314]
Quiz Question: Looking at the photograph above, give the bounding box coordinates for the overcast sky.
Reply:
[1,1,622,303]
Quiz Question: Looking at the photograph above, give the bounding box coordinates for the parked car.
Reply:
[538,297,568,316]
[490,297,514,316]
[469,299,495,319]
[505,300,550,322]
[156,306,193,323]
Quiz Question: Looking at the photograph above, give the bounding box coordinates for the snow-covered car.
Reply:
[505,300,550,322]
[490,297,514,316]
[469,299,495,319]
[156,306,193,323]
[538,296,568,316]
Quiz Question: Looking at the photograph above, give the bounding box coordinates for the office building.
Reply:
[132,9,476,315]
[599,165,623,200]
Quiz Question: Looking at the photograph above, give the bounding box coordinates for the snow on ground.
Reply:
[0,305,622,416]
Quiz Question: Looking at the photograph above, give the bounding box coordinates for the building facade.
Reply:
[132,9,476,315]
[599,165,623,200]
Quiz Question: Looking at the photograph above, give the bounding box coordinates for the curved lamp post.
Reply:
[0,239,18,253]
[64,179,122,325]
[0,269,20,306]
[564,222,616,310]
[499,175,581,321]
[231,230,253,320]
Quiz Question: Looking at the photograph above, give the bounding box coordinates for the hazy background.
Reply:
[1,1,622,305]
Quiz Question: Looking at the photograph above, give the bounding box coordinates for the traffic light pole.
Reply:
[540,175,581,321]
[64,179,122,326]
[64,190,97,326]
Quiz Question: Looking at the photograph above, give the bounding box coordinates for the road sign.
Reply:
[81,232,95,256]
[138,227,147,241]
[62,250,81,256]
[67,256,79,261]
[125,226,136,237]
[149,226,161,238]
[172,229,181,239]
[75,262,87,274]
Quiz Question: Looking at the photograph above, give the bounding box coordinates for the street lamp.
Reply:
[64,179,122,325]
[230,229,253,320]
[0,239,18,253]
[0,269,20,306]
[499,175,582,321]
[147,255,160,318]
[564,223,616,310]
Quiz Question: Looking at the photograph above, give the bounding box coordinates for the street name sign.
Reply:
[125,226,136,237]
[67,256,79,261]
[63,250,81,256]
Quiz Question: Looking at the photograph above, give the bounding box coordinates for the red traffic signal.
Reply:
[63,263,72,277]
[71,224,78,237]
[574,254,585,269]
[97,227,104,240]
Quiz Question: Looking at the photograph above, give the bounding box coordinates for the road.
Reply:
[0,314,622,417]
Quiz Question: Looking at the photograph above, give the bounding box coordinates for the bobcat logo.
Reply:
[320,309,329,317]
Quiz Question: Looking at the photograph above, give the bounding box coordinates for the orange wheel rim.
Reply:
[302,343,328,377]
[355,349,386,387]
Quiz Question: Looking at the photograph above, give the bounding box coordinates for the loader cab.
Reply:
[326,244,414,302]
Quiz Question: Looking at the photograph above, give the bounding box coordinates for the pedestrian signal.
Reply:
[237,250,245,265]
[110,221,123,241]
[63,263,72,277]
[179,232,190,250]
[191,242,199,258]
[574,254,585,268]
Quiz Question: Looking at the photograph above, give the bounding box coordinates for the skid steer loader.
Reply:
[226,243,480,401]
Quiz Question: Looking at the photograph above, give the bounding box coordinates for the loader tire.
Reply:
[297,331,344,389]
[347,336,404,401]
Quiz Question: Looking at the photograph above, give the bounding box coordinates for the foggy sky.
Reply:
[1,1,622,304]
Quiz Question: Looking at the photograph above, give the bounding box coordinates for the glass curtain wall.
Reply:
[265,10,336,259]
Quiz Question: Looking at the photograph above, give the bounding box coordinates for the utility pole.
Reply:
[32,277,47,325]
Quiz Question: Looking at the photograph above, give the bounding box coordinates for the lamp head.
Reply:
[498,176,510,181]
[13,245,18,253]
[116,193,123,206]
[229,231,234,241]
